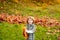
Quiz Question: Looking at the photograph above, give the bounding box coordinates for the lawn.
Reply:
[0,22,59,40]
[0,0,60,40]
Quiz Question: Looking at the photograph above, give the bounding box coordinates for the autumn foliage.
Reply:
[0,13,60,27]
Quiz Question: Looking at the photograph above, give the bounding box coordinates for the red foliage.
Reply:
[58,36,60,40]
[0,13,60,27]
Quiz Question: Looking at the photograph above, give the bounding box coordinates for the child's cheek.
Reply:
[30,22,32,24]
[28,21,32,24]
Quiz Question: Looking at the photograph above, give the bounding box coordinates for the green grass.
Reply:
[0,22,59,40]
[0,1,60,40]
[0,22,25,40]
[0,1,60,19]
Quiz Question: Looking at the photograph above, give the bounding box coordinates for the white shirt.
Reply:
[26,24,36,33]
[26,29,34,33]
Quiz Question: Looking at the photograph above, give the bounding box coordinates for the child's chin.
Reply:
[29,23,32,24]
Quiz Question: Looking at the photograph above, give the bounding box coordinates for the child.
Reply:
[26,16,36,40]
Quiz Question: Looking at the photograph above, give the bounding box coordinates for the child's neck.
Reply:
[28,23,33,25]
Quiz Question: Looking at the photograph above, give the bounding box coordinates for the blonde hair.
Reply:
[27,16,35,24]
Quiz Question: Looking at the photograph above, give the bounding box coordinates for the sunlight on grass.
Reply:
[0,22,59,40]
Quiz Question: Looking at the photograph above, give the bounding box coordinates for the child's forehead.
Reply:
[28,18,33,20]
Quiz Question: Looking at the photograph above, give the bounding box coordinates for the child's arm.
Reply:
[31,24,36,33]
[26,24,31,33]
[26,29,33,33]
[26,24,36,33]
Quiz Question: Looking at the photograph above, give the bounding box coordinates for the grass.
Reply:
[0,1,60,19]
[0,22,59,40]
[0,1,60,40]
[0,22,25,40]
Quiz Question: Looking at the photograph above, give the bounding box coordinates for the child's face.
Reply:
[28,19,33,24]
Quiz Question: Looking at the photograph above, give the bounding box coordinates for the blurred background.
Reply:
[0,0,60,40]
